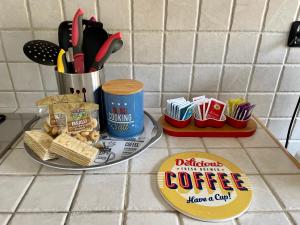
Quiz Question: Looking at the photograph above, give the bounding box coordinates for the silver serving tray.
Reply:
[24,111,162,170]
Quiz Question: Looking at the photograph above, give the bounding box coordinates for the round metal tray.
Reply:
[24,111,162,170]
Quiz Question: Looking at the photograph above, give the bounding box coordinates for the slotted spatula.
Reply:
[23,40,60,66]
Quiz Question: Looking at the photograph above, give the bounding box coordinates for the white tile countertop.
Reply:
[0,111,300,225]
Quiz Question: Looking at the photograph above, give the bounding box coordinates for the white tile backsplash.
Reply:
[166,0,199,31]
[249,65,281,92]
[264,0,299,32]
[231,0,267,31]
[0,0,299,144]
[28,0,63,28]
[165,32,195,63]
[195,32,227,63]
[191,65,221,92]
[134,32,163,63]
[221,65,251,92]
[226,32,258,63]
[257,33,287,63]
[199,0,232,31]
[9,63,43,91]
[163,65,191,91]
[133,0,164,30]
[0,0,29,28]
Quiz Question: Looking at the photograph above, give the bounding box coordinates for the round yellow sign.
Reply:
[157,152,252,222]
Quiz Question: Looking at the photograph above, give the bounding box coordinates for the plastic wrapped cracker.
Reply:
[49,133,99,166]
[24,130,57,160]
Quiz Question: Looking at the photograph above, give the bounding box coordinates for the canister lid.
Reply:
[102,79,144,95]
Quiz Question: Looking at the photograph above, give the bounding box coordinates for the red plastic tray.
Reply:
[159,116,257,137]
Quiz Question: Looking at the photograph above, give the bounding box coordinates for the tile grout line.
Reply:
[130,0,134,80]
[216,0,236,99]
[244,0,271,102]
[265,2,300,129]
[121,161,131,225]
[6,164,43,225]
[63,173,85,225]
[160,0,168,107]
[187,0,202,99]
[236,138,291,215]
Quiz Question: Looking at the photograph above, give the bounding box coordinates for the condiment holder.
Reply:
[194,115,226,128]
[226,115,250,129]
[164,113,192,128]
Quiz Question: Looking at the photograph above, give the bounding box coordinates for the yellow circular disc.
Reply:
[157,152,253,222]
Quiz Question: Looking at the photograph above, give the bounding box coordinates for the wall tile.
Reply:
[271,93,299,117]
[165,32,195,63]
[133,0,164,30]
[249,65,281,92]
[218,93,246,102]
[221,65,251,92]
[231,0,266,31]
[257,33,287,63]
[279,65,300,92]
[0,0,29,28]
[190,92,218,99]
[108,32,131,63]
[34,31,58,45]
[99,0,130,30]
[268,118,290,140]
[9,63,43,91]
[40,65,58,91]
[287,48,300,63]
[166,0,198,30]
[264,0,299,32]
[2,31,33,61]
[0,92,17,108]
[104,64,132,81]
[191,65,221,92]
[0,38,5,61]
[134,65,162,91]
[226,33,258,63]
[162,93,189,107]
[247,93,273,117]
[16,92,45,108]
[144,92,161,108]
[287,141,300,156]
[64,0,97,20]
[199,0,232,31]
[134,32,163,63]
[29,0,62,28]
[163,65,191,91]
[195,32,227,63]
[0,63,13,90]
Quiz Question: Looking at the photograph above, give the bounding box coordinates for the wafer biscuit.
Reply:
[49,133,98,166]
[24,130,57,160]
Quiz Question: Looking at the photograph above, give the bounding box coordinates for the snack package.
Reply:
[47,102,100,143]
[166,97,194,120]
[193,96,226,121]
[227,98,255,120]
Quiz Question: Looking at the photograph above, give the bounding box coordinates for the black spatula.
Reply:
[23,40,60,66]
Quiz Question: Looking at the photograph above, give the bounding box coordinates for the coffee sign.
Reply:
[158,152,252,222]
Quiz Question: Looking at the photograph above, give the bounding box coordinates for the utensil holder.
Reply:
[55,69,106,130]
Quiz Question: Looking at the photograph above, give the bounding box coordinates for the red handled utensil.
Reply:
[72,8,85,73]
[89,32,123,72]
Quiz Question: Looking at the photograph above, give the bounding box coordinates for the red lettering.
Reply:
[176,159,184,166]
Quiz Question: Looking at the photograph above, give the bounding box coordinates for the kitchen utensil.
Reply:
[57,49,68,73]
[23,40,60,66]
[58,19,103,51]
[83,26,109,70]
[72,8,85,73]
[89,32,123,72]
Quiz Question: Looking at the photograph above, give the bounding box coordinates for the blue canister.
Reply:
[102,79,144,138]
